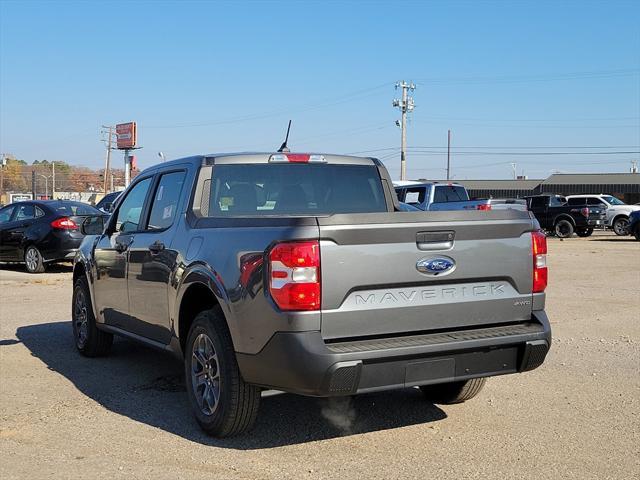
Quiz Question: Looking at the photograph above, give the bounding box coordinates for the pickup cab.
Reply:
[73,152,551,437]
[394,181,492,211]
[525,194,606,238]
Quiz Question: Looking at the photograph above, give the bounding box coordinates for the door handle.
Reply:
[115,237,132,253]
[148,241,165,254]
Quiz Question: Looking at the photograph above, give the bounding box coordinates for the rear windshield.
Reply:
[207,164,387,216]
[50,202,101,216]
[433,185,469,203]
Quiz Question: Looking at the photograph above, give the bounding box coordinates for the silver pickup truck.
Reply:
[73,152,551,437]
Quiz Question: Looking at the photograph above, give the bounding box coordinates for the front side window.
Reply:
[0,206,15,223]
[115,178,152,233]
[147,171,186,230]
[206,164,387,216]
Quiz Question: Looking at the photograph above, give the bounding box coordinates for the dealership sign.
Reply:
[116,122,137,149]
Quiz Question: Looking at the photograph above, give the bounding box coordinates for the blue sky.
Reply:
[1,0,639,179]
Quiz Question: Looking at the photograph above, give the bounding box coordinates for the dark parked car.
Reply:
[0,200,105,273]
[95,191,122,213]
[524,194,605,238]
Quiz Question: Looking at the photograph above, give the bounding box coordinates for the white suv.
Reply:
[566,194,640,235]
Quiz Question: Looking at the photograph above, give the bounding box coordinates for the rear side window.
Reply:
[206,164,387,216]
[433,185,468,203]
[147,171,186,230]
[15,204,36,220]
[404,186,429,205]
[587,198,606,206]
[549,196,566,207]
[567,198,586,206]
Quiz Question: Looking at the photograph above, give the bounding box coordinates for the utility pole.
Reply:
[446,130,452,180]
[31,171,36,199]
[511,162,517,180]
[393,81,416,180]
[51,162,55,199]
[101,125,115,193]
[124,149,130,187]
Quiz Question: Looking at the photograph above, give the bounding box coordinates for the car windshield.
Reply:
[50,202,102,216]
[602,195,626,206]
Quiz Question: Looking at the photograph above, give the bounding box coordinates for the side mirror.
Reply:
[81,216,105,236]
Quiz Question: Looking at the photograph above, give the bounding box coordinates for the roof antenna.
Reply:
[277,120,292,153]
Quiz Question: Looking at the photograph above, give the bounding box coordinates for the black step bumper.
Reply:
[236,311,551,397]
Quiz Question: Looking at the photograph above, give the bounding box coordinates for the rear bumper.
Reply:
[39,231,82,262]
[237,311,552,396]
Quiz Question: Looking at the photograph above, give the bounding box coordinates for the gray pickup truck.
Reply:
[73,152,551,437]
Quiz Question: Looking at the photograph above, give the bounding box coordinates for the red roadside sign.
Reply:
[116,122,137,149]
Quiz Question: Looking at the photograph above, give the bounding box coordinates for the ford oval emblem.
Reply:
[416,257,456,276]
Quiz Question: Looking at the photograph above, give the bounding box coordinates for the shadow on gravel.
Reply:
[0,262,73,273]
[588,238,637,242]
[17,321,447,449]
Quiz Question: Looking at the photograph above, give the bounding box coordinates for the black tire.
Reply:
[72,276,113,357]
[420,378,486,404]
[576,228,594,238]
[554,219,574,238]
[24,245,45,273]
[634,225,640,241]
[184,307,260,437]
[613,216,629,236]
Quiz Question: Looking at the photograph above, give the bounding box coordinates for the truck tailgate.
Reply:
[318,210,536,340]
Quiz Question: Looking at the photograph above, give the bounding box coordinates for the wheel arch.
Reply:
[175,267,231,356]
[552,214,575,226]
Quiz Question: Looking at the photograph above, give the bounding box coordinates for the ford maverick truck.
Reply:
[73,152,551,437]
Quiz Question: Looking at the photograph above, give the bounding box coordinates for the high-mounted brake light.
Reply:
[268,241,320,311]
[269,154,326,163]
[531,230,548,293]
[51,217,78,230]
[476,204,492,211]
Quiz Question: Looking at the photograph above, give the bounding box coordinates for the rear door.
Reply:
[126,169,187,343]
[318,211,536,340]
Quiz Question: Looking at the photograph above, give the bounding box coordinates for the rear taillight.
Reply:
[580,207,589,218]
[476,204,492,211]
[51,217,78,230]
[268,241,320,311]
[531,230,548,293]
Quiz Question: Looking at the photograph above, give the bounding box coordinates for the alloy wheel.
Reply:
[191,333,221,416]
[73,289,89,348]
[25,248,39,272]
[614,218,629,236]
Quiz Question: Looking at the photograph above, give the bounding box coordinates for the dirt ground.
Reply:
[1,232,639,480]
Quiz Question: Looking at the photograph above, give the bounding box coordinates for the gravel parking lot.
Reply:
[1,232,638,480]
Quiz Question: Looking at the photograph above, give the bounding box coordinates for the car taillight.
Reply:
[531,230,548,293]
[581,207,589,217]
[268,241,320,311]
[476,204,492,211]
[51,217,78,230]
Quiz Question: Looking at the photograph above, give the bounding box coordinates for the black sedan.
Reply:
[0,200,105,273]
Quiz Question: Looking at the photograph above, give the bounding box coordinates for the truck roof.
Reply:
[138,152,379,176]
[393,180,464,188]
